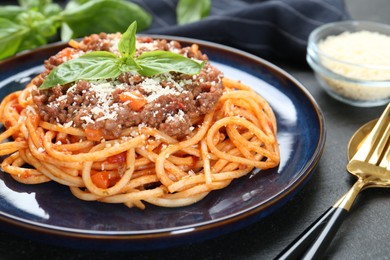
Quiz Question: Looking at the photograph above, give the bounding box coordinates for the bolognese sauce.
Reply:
[32,33,224,139]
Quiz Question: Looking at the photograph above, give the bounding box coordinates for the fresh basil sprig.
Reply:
[40,22,204,90]
[176,0,211,25]
[0,0,152,60]
[0,0,214,60]
[60,0,151,41]
[0,18,29,60]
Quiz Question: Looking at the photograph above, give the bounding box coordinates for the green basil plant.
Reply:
[0,0,211,60]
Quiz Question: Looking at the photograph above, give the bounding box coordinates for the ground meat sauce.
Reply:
[32,33,224,139]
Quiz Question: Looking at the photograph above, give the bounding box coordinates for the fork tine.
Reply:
[379,145,389,170]
[352,103,390,162]
[369,118,390,165]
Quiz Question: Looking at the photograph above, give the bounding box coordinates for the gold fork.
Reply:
[275,103,390,260]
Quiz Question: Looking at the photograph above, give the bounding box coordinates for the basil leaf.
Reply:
[0,6,26,21]
[40,52,121,89]
[15,9,46,26]
[71,0,91,4]
[18,33,46,52]
[137,51,204,77]
[61,0,151,39]
[18,0,58,15]
[35,16,61,37]
[63,1,82,11]
[118,21,137,58]
[0,18,29,60]
[82,50,119,59]
[63,0,95,12]
[60,22,73,42]
[15,11,59,52]
[176,0,211,25]
[74,0,92,4]
[121,57,140,73]
[40,3,62,17]
[18,0,52,9]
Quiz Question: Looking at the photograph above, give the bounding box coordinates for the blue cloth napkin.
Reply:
[134,0,350,64]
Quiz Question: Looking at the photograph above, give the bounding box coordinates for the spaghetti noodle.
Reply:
[0,33,280,209]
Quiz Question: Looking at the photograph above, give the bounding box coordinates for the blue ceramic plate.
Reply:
[0,37,325,250]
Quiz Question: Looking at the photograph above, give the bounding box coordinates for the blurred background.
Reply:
[346,0,390,24]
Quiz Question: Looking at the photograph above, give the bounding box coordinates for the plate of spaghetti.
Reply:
[0,24,324,250]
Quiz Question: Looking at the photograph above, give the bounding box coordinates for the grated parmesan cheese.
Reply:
[166,109,185,122]
[74,80,124,125]
[136,42,157,51]
[63,121,73,128]
[317,30,390,102]
[318,30,390,80]
[37,147,45,153]
[140,77,186,103]
[18,115,26,123]
[25,105,36,115]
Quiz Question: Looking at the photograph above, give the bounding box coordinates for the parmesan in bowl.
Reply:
[307,21,390,107]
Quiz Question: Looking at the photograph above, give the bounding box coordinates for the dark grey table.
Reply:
[0,0,389,259]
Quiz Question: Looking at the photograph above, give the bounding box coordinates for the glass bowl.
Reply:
[307,20,390,107]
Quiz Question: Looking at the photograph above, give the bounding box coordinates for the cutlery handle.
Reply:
[273,206,338,260]
[275,180,364,260]
[300,180,365,259]
[300,207,348,259]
